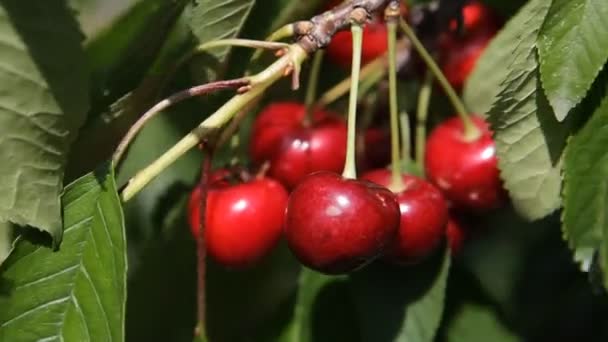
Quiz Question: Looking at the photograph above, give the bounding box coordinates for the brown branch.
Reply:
[112,78,250,166]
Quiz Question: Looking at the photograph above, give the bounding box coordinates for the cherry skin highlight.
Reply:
[425,115,503,211]
[250,102,333,163]
[284,171,400,274]
[362,169,448,263]
[188,177,289,268]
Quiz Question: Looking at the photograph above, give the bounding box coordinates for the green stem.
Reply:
[317,56,387,108]
[304,50,324,124]
[416,71,433,167]
[342,24,363,179]
[399,111,411,163]
[121,45,309,202]
[399,19,479,140]
[387,20,404,190]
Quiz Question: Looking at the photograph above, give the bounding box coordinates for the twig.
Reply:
[112,78,249,166]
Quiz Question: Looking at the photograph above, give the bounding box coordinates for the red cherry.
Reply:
[188,177,289,268]
[440,31,494,91]
[362,169,448,263]
[446,216,466,255]
[361,127,392,170]
[250,102,331,163]
[284,171,400,274]
[326,23,389,67]
[448,0,500,36]
[425,115,503,211]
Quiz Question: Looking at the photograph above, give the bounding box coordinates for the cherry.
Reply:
[326,23,389,67]
[362,169,448,263]
[425,115,502,211]
[446,216,466,255]
[439,31,495,91]
[250,102,331,163]
[188,176,289,268]
[268,119,347,188]
[360,127,391,171]
[439,1,499,91]
[284,171,400,274]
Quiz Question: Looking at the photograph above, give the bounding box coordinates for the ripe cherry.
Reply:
[250,102,332,163]
[188,176,289,268]
[425,115,503,211]
[440,1,499,91]
[362,169,448,263]
[439,31,495,92]
[250,101,347,189]
[284,171,400,274]
[446,216,466,255]
[360,127,391,171]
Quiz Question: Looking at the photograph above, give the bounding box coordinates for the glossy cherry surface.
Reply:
[425,115,502,211]
[362,169,448,263]
[448,0,500,36]
[250,102,332,163]
[269,119,347,189]
[284,171,400,274]
[188,177,289,268]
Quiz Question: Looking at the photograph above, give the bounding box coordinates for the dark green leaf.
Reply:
[350,248,450,342]
[443,303,517,342]
[538,0,608,121]
[188,0,255,82]
[0,0,89,243]
[487,0,570,220]
[0,164,127,341]
[275,270,358,342]
[563,90,608,284]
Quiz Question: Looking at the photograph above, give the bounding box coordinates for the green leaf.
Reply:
[350,248,450,342]
[538,0,608,121]
[0,164,127,341]
[0,0,90,243]
[276,270,359,342]
[563,91,608,284]
[444,303,518,342]
[463,0,536,115]
[487,0,571,220]
[187,0,255,81]
[0,221,13,265]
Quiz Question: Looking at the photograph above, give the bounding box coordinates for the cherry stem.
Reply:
[399,111,412,163]
[304,50,325,125]
[342,23,364,180]
[195,151,212,341]
[317,56,387,108]
[251,24,296,62]
[112,78,249,167]
[416,71,433,167]
[387,20,404,190]
[398,18,479,140]
[120,46,309,202]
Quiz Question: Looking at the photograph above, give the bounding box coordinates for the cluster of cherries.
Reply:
[188,0,502,274]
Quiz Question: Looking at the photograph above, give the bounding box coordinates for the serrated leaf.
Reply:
[538,0,608,121]
[0,0,90,243]
[350,248,450,342]
[563,92,608,289]
[188,0,255,81]
[463,0,536,115]
[0,164,127,341]
[487,0,571,220]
